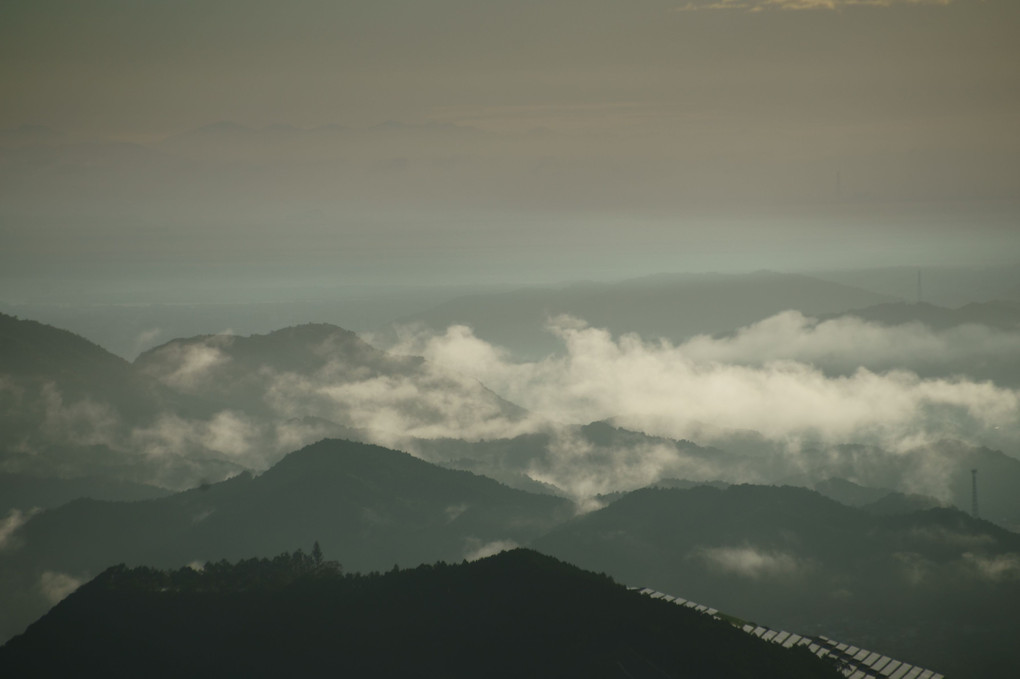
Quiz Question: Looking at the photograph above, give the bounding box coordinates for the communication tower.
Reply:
[971,469,979,519]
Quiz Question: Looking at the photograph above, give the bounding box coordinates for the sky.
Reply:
[1,0,1019,297]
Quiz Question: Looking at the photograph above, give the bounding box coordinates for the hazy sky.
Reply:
[1,0,1018,296]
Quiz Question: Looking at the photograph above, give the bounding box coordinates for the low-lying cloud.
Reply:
[0,508,39,551]
[38,571,83,605]
[7,312,1019,504]
[963,552,1020,582]
[694,545,807,579]
[463,539,519,562]
[400,315,1020,453]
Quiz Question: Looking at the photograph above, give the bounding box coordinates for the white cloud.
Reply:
[401,316,1020,453]
[142,336,232,391]
[379,314,1020,500]
[40,384,120,448]
[523,428,710,505]
[695,545,806,578]
[680,311,1020,371]
[262,359,534,447]
[129,410,269,464]
[963,552,1020,581]
[39,571,83,605]
[464,538,519,562]
[0,508,39,551]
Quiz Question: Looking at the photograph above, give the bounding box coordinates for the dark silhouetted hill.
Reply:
[0,439,571,643]
[0,548,840,679]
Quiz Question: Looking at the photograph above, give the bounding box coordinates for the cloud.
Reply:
[142,337,232,391]
[523,428,714,506]
[129,410,270,466]
[680,311,1020,374]
[674,0,952,11]
[694,545,807,578]
[382,314,1020,500]
[464,539,519,562]
[261,358,534,448]
[962,553,1020,581]
[893,551,932,585]
[0,508,39,551]
[908,525,995,550]
[40,384,120,448]
[11,312,1019,501]
[401,316,1020,452]
[38,571,83,605]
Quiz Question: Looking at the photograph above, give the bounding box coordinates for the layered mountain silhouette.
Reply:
[533,484,1020,679]
[805,300,1020,386]
[0,439,570,642]
[0,313,199,484]
[0,548,840,679]
[0,315,528,489]
[821,300,1020,331]
[0,474,169,515]
[409,420,732,497]
[135,321,524,423]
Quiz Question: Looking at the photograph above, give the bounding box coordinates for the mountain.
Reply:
[533,484,1020,679]
[806,301,1020,386]
[821,300,1020,331]
[0,313,189,482]
[0,548,840,679]
[409,420,731,498]
[0,474,169,515]
[807,265,1020,308]
[806,441,1020,532]
[0,439,572,643]
[1,315,531,489]
[393,271,895,359]
[0,312,142,402]
[134,321,527,438]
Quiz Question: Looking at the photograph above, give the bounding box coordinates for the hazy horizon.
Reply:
[2,0,1018,306]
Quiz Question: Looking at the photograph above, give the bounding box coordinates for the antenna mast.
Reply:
[971,469,979,519]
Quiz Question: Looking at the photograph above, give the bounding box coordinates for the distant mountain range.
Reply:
[388,271,896,358]
[4,311,1020,527]
[820,300,1020,331]
[0,549,840,679]
[0,313,528,488]
[808,265,1020,308]
[533,485,1020,679]
[407,420,733,498]
[5,448,1016,676]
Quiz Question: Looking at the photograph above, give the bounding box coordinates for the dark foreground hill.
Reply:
[0,439,571,642]
[0,548,840,679]
[533,485,1020,679]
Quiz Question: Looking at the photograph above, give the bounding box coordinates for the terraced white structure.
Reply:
[635,588,944,679]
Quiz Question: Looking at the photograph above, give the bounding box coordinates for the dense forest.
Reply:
[0,548,841,679]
